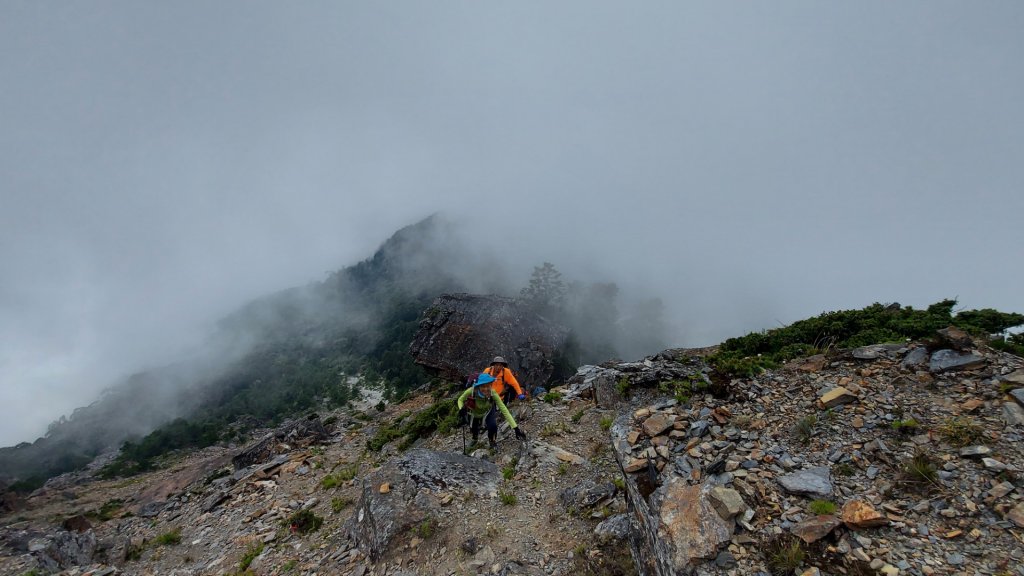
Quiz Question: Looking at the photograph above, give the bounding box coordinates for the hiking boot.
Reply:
[488,432,497,449]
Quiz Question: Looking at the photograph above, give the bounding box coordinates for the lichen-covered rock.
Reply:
[31,529,97,572]
[409,293,569,387]
[346,449,500,560]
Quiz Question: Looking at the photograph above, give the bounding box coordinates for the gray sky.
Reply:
[2,1,1022,446]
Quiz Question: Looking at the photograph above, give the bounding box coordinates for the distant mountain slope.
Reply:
[0,215,473,488]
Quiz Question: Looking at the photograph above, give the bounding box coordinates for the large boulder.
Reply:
[409,293,569,387]
[346,448,501,561]
[611,416,736,575]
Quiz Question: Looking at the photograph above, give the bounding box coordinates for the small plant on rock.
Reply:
[571,409,585,423]
[765,536,806,575]
[542,392,563,404]
[902,449,939,487]
[498,489,518,506]
[502,464,516,481]
[238,542,264,572]
[153,527,181,546]
[416,517,438,539]
[807,500,837,515]
[331,497,353,513]
[890,418,920,433]
[599,416,614,431]
[286,509,324,535]
[793,414,818,444]
[615,376,631,396]
[834,462,856,477]
[937,417,982,447]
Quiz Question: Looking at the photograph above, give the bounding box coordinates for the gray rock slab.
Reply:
[929,349,986,372]
[901,348,929,369]
[1010,388,1024,408]
[594,513,631,543]
[1004,402,1024,427]
[777,467,833,497]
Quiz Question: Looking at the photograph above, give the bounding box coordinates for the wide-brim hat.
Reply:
[474,373,496,387]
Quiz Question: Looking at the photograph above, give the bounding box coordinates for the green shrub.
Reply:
[542,392,563,404]
[331,497,353,513]
[366,399,458,452]
[285,509,324,535]
[937,417,982,447]
[498,490,517,506]
[903,450,938,486]
[502,465,515,481]
[615,377,631,396]
[94,498,124,521]
[793,414,818,444]
[599,416,614,431]
[709,300,1024,378]
[571,409,585,423]
[239,542,264,571]
[415,517,437,539]
[153,527,181,546]
[766,537,805,575]
[807,500,836,515]
[890,418,919,433]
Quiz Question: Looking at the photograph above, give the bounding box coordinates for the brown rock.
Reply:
[642,413,676,437]
[936,326,973,351]
[818,387,858,409]
[379,483,391,494]
[961,398,984,412]
[791,515,841,543]
[657,479,735,569]
[61,514,93,533]
[624,458,647,473]
[1008,502,1024,528]
[794,354,828,372]
[842,500,888,529]
[627,430,641,444]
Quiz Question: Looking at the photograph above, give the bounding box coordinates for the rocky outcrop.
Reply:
[346,448,501,561]
[409,293,569,387]
[232,416,328,470]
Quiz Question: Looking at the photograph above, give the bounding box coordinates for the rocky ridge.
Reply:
[2,328,1023,576]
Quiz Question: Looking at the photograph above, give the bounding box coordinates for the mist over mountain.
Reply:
[0,215,668,488]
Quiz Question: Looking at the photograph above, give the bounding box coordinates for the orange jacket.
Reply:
[483,365,523,397]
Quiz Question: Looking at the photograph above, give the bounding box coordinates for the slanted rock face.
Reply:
[409,293,569,387]
[346,449,500,561]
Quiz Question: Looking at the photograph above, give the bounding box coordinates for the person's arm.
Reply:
[457,388,472,410]
[504,368,524,396]
[491,390,518,428]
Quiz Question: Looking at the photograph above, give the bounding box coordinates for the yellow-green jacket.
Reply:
[457,388,518,429]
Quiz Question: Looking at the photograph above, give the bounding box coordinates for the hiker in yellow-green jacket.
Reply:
[458,373,527,449]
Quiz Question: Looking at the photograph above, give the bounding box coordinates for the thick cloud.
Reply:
[1,1,1022,445]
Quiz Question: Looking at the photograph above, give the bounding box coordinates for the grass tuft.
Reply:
[937,417,982,447]
[238,542,264,572]
[153,527,181,546]
[498,489,518,506]
[807,499,837,515]
[902,449,939,487]
[765,536,806,575]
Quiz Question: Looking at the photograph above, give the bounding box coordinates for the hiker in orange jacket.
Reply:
[482,356,526,405]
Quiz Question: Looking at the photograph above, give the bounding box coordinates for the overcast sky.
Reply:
[2,1,1022,446]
